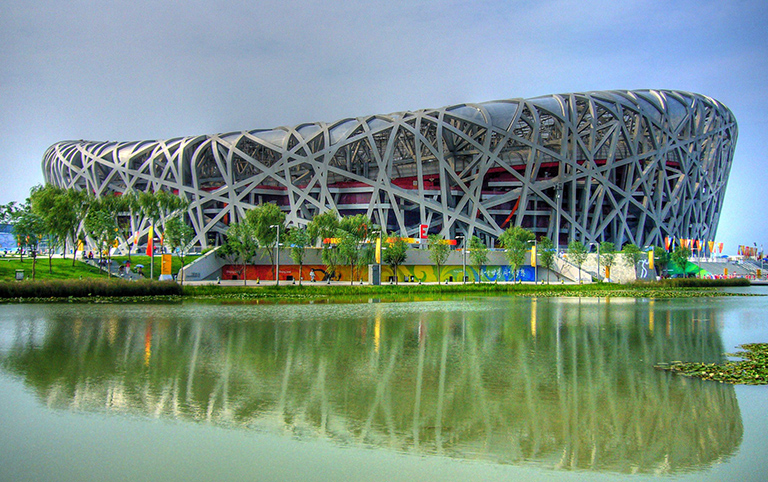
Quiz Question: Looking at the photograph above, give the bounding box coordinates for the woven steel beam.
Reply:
[43,90,737,249]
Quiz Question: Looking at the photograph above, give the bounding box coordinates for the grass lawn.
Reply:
[110,254,194,277]
[0,256,106,281]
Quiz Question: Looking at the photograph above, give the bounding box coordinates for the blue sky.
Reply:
[2,0,766,253]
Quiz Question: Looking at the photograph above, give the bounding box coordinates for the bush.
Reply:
[631,278,751,288]
[0,279,182,299]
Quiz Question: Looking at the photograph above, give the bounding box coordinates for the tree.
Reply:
[599,241,617,281]
[337,214,372,284]
[427,234,450,282]
[12,204,46,278]
[468,236,489,282]
[653,246,671,277]
[138,190,189,279]
[287,227,311,285]
[566,240,588,283]
[621,243,644,277]
[164,216,195,284]
[28,186,91,268]
[83,208,118,278]
[245,203,286,280]
[538,237,556,283]
[499,226,534,282]
[2,201,23,259]
[109,191,141,262]
[29,185,65,273]
[337,230,359,285]
[224,220,256,285]
[0,201,20,224]
[382,234,408,284]
[308,210,340,280]
[670,245,692,276]
[65,189,93,266]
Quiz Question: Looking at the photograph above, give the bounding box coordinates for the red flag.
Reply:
[664,236,671,251]
[718,242,723,253]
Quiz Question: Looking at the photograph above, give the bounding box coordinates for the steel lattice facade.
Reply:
[43,89,737,249]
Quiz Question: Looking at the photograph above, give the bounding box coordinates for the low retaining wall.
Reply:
[221,263,545,283]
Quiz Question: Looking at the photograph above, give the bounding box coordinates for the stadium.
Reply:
[42,90,737,250]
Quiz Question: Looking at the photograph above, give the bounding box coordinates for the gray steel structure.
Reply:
[43,89,737,249]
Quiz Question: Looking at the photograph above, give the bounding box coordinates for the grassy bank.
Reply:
[0,256,106,281]
[181,278,752,301]
[0,279,182,300]
[110,254,192,277]
[0,277,752,302]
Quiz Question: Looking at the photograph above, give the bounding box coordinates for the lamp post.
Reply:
[590,242,600,283]
[270,224,280,286]
[554,183,562,255]
[456,235,466,284]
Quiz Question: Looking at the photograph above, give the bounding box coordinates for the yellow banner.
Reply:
[375,237,381,264]
[648,250,654,270]
[530,245,536,267]
[161,254,172,275]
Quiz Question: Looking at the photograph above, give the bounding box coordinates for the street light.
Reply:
[456,235,466,284]
[270,224,280,286]
[590,242,600,283]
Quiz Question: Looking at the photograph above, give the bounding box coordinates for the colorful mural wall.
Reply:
[222,264,536,283]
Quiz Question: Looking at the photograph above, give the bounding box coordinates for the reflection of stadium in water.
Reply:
[1,299,741,474]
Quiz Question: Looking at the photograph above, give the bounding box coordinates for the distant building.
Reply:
[43,90,737,249]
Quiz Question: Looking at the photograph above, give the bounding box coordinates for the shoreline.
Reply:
[0,278,756,304]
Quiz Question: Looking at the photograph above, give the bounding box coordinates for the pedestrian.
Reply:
[310,269,315,282]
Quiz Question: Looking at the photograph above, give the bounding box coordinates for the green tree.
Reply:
[1,201,20,224]
[538,237,556,283]
[621,243,644,277]
[308,210,340,280]
[599,241,617,281]
[224,220,256,285]
[468,236,489,282]
[245,203,286,280]
[12,204,46,278]
[29,185,64,273]
[427,234,450,282]
[138,190,189,279]
[83,207,119,277]
[286,227,311,285]
[653,246,671,277]
[566,240,588,283]
[499,226,534,282]
[29,186,91,266]
[66,189,93,266]
[164,216,195,284]
[382,234,408,284]
[111,191,141,262]
[337,214,372,284]
[670,245,692,276]
[336,230,359,285]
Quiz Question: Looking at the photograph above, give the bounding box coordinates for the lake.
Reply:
[1,292,767,481]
